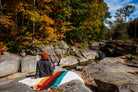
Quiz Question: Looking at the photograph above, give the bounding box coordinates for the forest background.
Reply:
[0,0,137,52]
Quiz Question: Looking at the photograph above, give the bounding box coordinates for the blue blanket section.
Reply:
[50,71,68,88]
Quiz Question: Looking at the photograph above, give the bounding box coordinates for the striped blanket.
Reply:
[19,71,84,91]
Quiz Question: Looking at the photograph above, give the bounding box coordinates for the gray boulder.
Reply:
[53,40,69,49]
[71,46,89,65]
[89,41,100,50]
[80,49,99,60]
[46,49,60,63]
[60,40,69,49]
[71,46,82,57]
[0,54,21,77]
[54,49,67,61]
[100,57,125,64]
[65,84,92,92]
[18,47,43,56]
[39,44,54,53]
[21,55,40,73]
[0,78,34,92]
[26,47,43,56]
[78,57,89,65]
[100,41,137,57]
[84,62,138,92]
[58,79,92,92]
[60,56,78,68]
[54,66,66,72]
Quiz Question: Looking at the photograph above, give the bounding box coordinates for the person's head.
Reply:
[41,52,48,60]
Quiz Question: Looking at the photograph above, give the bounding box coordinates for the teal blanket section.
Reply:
[50,71,68,88]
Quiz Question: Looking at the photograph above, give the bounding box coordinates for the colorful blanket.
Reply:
[18,71,84,91]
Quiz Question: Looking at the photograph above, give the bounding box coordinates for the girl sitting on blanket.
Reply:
[34,52,57,78]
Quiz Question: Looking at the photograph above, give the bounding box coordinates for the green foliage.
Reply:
[80,42,88,49]
[63,0,111,43]
[6,41,20,52]
[64,28,87,43]
[64,50,75,56]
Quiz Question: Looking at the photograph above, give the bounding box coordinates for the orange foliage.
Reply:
[0,0,70,45]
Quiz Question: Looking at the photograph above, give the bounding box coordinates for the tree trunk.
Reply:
[32,0,36,44]
[0,11,4,18]
[0,0,3,18]
[22,13,24,26]
[0,1,6,24]
[0,0,2,9]
[135,18,137,38]
[33,21,35,43]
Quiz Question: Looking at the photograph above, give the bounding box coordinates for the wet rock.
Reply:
[100,41,137,57]
[100,44,115,57]
[0,54,21,77]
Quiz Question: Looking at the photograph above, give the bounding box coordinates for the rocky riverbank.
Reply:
[0,40,138,92]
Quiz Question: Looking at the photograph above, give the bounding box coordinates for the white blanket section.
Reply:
[18,71,84,87]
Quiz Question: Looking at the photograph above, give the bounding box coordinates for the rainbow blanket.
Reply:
[19,71,84,91]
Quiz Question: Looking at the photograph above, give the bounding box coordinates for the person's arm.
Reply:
[49,62,56,75]
[35,62,40,78]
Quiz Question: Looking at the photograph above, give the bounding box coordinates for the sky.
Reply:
[104,0,138,22]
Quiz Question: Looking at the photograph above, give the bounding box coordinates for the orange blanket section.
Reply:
[33,71,62,91]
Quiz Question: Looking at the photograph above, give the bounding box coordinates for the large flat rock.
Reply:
[84,62,138,92]
[0,78,34,92]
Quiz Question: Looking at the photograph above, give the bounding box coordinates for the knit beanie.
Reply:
[41,52,48,60]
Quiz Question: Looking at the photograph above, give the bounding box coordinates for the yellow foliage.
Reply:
[40,14,54,25]
[44,0,53,3]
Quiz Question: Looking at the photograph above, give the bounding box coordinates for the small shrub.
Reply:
[80,42,88,49]
[6,41,20,52]
[64,50,75,56]
[0,42,8,56]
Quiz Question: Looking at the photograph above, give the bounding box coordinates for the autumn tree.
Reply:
[85,0,111,40]
[0,0,111,51]
[0,0,65,48]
